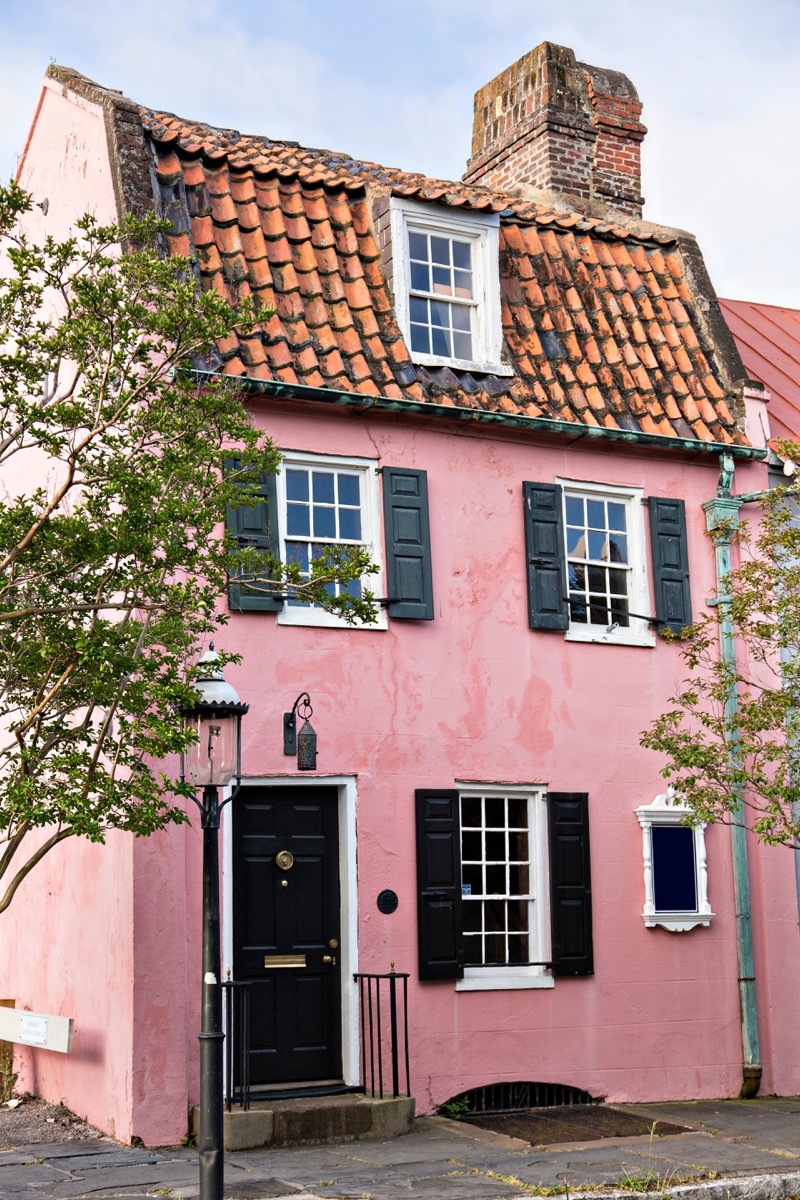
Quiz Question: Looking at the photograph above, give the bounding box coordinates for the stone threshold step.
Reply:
[191,1093,415,1150]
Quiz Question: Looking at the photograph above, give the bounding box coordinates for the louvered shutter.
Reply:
[382,468,434,620]
[523,482,569,630]
[226,463,283,612]
[547,792,593,976]
[648,497,692,634]
[415,789,463,980]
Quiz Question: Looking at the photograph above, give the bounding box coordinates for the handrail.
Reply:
[353,969,411,1099]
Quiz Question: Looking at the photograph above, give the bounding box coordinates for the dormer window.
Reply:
[390,198,509,374]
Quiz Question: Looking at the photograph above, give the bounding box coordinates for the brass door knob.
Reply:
[323,954,335,964]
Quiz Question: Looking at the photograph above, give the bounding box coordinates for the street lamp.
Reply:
[181,644,248,1200]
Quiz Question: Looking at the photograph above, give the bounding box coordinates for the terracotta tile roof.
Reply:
[137,104,748,445]
[719,298,800,443]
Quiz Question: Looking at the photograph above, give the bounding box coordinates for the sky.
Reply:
[1,0,798,307]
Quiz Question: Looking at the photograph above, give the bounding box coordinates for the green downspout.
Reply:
[702,454,762,1098]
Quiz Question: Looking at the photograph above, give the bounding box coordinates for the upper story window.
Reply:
[390,198,509,375]
[523,481,692,645]
[562,481,651,645]
[277,453,386,629]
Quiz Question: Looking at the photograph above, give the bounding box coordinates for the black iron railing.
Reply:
[221,978,251,1111]
[353,968,410,1099]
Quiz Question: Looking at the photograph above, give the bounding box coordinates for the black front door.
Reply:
[233,785,342,1085]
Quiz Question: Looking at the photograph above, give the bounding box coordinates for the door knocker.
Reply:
[275,850,295,871]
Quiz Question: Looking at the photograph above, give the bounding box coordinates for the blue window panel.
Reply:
[652,826,697,912]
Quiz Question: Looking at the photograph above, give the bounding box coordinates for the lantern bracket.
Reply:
[283,692,312,755]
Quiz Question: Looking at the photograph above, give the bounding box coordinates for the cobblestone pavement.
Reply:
[2,1098,800,1199]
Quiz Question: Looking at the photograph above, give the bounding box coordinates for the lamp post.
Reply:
[181,645,249,1200]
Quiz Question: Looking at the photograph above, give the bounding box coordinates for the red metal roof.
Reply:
[719,298,800,443]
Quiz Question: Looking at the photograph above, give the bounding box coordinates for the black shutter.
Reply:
[523,482,569,630]
[547,792,593,976]
[415,789,463,980]
[382,468,434,620]
[648,497,692,634]
[226,463,283,612]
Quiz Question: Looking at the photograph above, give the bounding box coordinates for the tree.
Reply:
[0,182,377,912]
[640,463,800,843]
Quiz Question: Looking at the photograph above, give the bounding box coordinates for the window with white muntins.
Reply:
[457,784,552,991]
[390,199,509,374]
[276,452,386,629]
[560,480,653,646]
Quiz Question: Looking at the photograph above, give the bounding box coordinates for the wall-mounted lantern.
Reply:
[283,692,317,771]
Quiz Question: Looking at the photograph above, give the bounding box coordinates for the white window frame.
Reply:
[275,451,387,630]
[558,478,655,648]
[455,783,553,992]
[390,198,511,376]
[636,790,714,932]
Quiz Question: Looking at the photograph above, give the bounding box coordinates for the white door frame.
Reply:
[221,774,360,1087]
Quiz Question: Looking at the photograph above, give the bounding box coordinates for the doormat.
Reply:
[462,1104,690,1146]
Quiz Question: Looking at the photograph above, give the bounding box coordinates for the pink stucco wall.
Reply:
[4,73,800,1148]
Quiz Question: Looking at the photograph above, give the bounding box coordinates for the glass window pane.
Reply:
[432,265,451,294]
[453,269,473,298]
[509,864,530,895]
[485,831,505,860]
[567,530,586,556]
[570,597,588,622]
[587,499,605,529]
[507,798,527,828]
[429,300,449,328]
[451,306,471,332]
[312,472,335,503]
[565,495,584,525]
[452,240,472,270]
[337,474,360,506]
[507,935,527,964]
[484,934,505,964]
[410,324,430,354]
[462,901,481,933]
[286,502,309,537]
[463,863,482,892]
[453,331,472,360]
[461,797,481,827]
[608,568,628,595]
[313,507,336,539]
[485,864,505,893]
[430,236,450,264]
[338,509,361,541]
[431,326,450,356]
[286,469,308,501]
[588,531,606,560]
[607,502,627,532]
[286,541,308,571]
[652,826,697,912]
[462,831,482,861]
[609,535,627,564]
[507,899,528,932]
[484,797,505,828]
[343,577,362,599]
[408,231,428,261]
[509,831,528,860]
[587,566,607,591]
[410,295,429,323]
[485,900,505,932]
[410,261,430,292]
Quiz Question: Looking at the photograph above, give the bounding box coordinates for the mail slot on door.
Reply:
[263,954,307,969]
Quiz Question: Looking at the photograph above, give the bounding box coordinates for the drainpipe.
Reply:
[702,453,761,1098]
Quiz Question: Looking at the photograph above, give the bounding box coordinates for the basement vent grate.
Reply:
[443,1081,597,1116]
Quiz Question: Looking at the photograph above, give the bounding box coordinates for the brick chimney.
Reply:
[464,42,646,218]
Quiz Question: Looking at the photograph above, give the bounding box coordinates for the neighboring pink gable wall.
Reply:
[0,78,141,1143]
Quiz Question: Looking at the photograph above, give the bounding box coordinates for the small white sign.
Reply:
[19,1015,47,1046]
[461,884,472,896]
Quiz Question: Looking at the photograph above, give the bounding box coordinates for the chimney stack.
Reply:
[464,42,646,218]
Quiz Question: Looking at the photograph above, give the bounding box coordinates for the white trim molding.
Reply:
[636,790,714,932]
[390,197,511,375]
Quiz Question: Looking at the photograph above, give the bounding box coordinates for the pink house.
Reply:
[4,42,799,1148]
